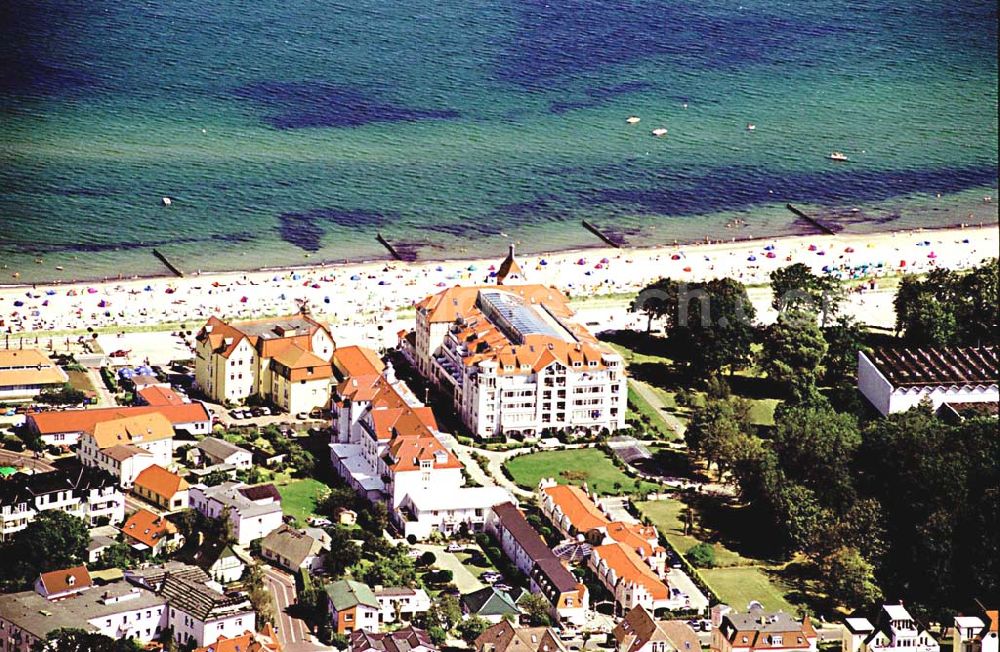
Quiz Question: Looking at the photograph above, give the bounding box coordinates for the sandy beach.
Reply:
[1,225,997,361]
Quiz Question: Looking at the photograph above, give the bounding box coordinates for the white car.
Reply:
[446,543,464,552]
[308,517,332,527]
[259,406,272,416]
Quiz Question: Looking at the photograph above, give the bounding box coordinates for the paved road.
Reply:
[84,366,116,407]
[261,565,327,652]
[0,449,54,472]
[629,378,686,436]
[452,443,534,499]
[414,543,485,593]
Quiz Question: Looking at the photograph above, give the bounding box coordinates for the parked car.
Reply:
[294,412,310,420]
[229,409,243,420]
[250,407,264,418]
[259,406,272,416]
[308,517,332,527]
[494,583,513,592]
[446,543,464,552]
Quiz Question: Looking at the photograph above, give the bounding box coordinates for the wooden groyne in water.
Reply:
[376,233,404,261]
[786,203,836,236]
[582,220,623,248]
[152,249,184,277]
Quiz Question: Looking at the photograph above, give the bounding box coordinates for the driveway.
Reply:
[451,442,534,499]
[85,366,116,407]
[414,543,485,593]
[261,565,327,652]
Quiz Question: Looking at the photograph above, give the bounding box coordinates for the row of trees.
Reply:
[894,258,998,347]
[686,395,998,618]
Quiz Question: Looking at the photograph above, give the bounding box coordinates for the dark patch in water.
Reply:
[580,164,1000,219]
[233,81,460,129]
[549,80,652,114]
[0,3,99,96]
[52,187,115,198]
[497,1,848,87]
[277,208,399,251]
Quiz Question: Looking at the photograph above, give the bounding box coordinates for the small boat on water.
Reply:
[161,196,172,206]
[829,151,849,162]
[651,128,668,137]
[746,123,756,131]
[55,266,64,271]
[626,116,641,124]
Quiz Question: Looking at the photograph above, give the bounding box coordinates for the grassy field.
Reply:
[66,369,98,396]
[276,478,328,523]
[700,566,799,614]
[638,498,804,614]
[505,448,660,494]
[637,499,750,567]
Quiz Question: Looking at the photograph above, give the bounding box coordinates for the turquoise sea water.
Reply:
[1,0,997,284]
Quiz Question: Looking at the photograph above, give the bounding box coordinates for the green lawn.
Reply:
[636,499,750,567]
[504,448,660,494]
[276,478,328,523]
[700,566,799,614]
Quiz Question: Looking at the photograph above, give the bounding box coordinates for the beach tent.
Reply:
[808,244,818,251]
[467,265,477,271]
[747,255,757,261]
[350,274,361,281]
[764,244,775,251]
[539,259,548,266]
[766,252,776,258]
[600,257,610,263]
[45,290,56,295]
[577,258,586,265]
[671,254,681,260]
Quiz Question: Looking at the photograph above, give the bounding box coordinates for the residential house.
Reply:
[330,345,514,539]
[193,437,254,470]
[260,524,327,573]
[537,480,675,614]
[373,587,431,625]
[405,249,627,439]
[0,575,168,652]
[351,626,437,652]
[954,612,999,652]
[77,412,174,488]
[27,402,211,447]
[613,605,701,652]
[462,587,521,624]
[326,580,380,634]
[473,622,567,652]
[194,311,335,414]
[0,349,68,402]
[34,566,93,601]
[158,571,256,647]
[193,624,283,652]
[715,606,818,652]
[841,605,937,652]
[857,347,998,416]
[184,538,250,584]
[88,526,119,564]
[121,508,184,556]
[136,385,188,407]
[0,467,123,541]
[133,464,190,511]
[189,482,284,546]
[487,501,589,625]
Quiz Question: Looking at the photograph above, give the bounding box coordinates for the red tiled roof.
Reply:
[39,565,92,596]
[593,543,669,600]
[28,403,210,435]
[543,484,609,532]
[134,464,188,499]
[138,385,185,407]
[122,508,177,548]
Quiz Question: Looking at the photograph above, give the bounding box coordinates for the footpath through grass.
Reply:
[504,448,660,495]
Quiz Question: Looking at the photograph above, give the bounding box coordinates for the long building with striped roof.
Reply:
[402,248,626,439]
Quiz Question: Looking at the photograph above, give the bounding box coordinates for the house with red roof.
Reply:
[34,566,93,601]
[121,508,184,556]
[194,309,334,415]
[133,464,190,511]
[330,346,512,539]
[27,400,210,448]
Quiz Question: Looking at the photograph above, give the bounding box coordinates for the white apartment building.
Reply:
[194,310,335,414]
[858,347,998,416]
[329,345,513,539]
[76,412,174,488]
[189,482,284,546]
[406,248,626,439]
[0,467,124,542]
[0,562,253,651]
